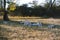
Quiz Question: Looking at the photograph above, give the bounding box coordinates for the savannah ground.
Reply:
[0,16,60,40]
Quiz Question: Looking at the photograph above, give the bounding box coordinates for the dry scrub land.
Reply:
[0,23,60,40]
[0,16,60,40]
[9,16,60,25]
[0,16,60,25]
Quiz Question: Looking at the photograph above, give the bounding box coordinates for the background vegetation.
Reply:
[0,0,60,21]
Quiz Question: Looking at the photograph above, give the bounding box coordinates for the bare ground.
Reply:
[0,24,60,40]
[0,16,60,40]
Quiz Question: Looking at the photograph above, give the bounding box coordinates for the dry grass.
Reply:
[0,16,60,25]
[0,16,60,40]
[0,24,60,40]
[8,16,60,25]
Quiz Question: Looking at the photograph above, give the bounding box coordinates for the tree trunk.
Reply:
[1,0,2,9]
[3,0,9,21]
[3,11,9,21]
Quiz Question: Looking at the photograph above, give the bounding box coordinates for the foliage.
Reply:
[8,3,16,11]
[1,0,60,18]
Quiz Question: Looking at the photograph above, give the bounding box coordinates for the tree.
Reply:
[44,0,56,17]
[0,0,16,21]
[0,0,2,8]
[8,3,16,11]
[29,0,38,8]
[45,0,56,8]
[3,0,9,21]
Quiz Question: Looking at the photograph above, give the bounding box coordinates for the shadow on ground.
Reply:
[0,37,8,40]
